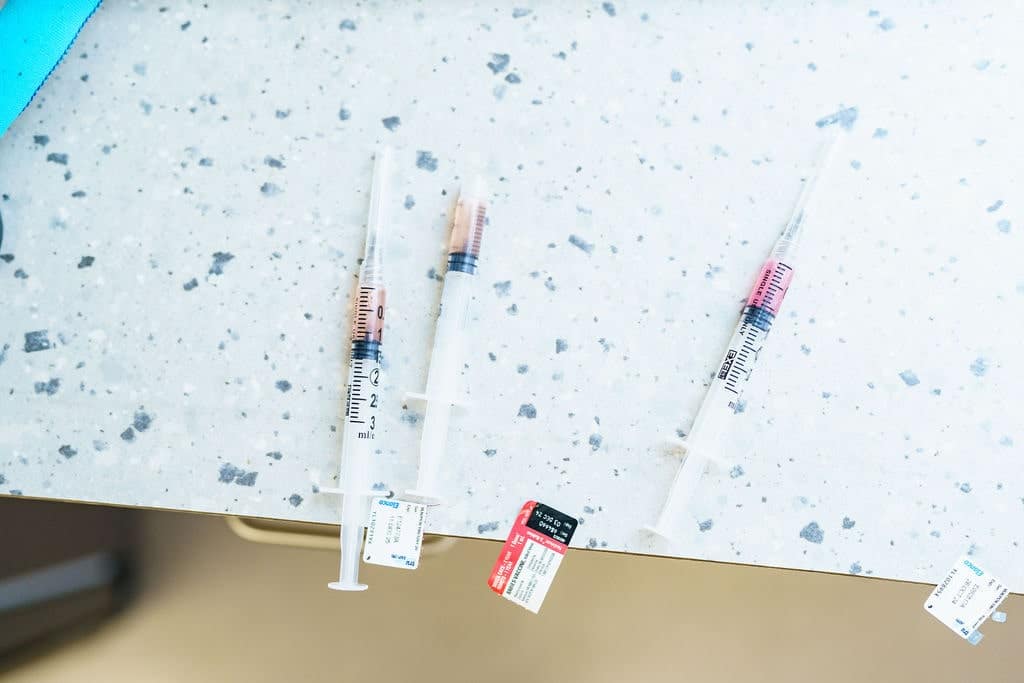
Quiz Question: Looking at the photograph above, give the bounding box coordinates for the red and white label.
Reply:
[487,501,575,614]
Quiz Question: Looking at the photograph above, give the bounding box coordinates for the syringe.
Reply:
[324,147,390,590]
[405,177,489,504]
[645,126,843,539]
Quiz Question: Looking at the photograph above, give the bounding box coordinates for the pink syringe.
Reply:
[645,125,844,539]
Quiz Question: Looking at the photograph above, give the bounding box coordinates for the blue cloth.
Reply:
[0,0,102,136]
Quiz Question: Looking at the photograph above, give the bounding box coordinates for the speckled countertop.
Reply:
[1,2,1021,590]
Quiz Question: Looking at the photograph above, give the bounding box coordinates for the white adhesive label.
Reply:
[363,497,426,570]
[501,537,565,614]
[924,555,1008,639]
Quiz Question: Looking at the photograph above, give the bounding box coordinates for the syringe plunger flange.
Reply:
[447,188,487,275]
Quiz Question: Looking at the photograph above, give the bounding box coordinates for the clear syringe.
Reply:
[324,147,390,590]
[405,177,489,504]
[645,126,843,539]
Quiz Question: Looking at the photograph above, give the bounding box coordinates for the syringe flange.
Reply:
[404,390,471,411]
[316,486,381,498]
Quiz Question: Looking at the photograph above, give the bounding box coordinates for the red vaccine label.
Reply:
[487,500,577,613]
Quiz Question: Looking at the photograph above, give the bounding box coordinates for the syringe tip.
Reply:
[465,174,489,202]
[814,106,858,131]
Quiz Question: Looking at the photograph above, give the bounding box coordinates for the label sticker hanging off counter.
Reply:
[363,497,427,570]
[924,554,1009,644]
[487,500,578,613]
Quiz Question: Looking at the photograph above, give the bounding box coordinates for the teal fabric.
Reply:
[0,0,102,136]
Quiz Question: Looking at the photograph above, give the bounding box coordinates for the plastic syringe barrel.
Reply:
[406,179,488,503]
[647,126,843,539]
[408,272,473,502]
[330,148,390,592]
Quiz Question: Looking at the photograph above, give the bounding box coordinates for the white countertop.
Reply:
[1,1,1021,590]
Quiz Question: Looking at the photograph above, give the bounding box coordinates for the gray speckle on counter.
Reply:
[46,152,68,165]
[275,380,292,392]
[899,369,920,386]
[77,255,95,268]
[850,562,863,575]
[483,449,497,457]
[415,151,438,172]
[183,278,198,291]
[602,2,616,17]
[58,445,77,459]
[219,463,258,486]
[518,404,537,419]
[842,517,856,529]
[698,519,713,532]
[568,234,594,254]
[33,135,49,146]
[339,18,357,30]
[970,357,988,377]
[477,521,500,533]
[555,339,568,353]
[259,182,281,197]
[264,156,285,169]
[289,493,303,506]
[800,522,824,544]
[23,331,51,353]
[120,428,135,442]
[381,116,401,131]
[339,108,351,121]
[486,53,510,74]
[33,378,61,395]
[493,280,512,297]
[208,252,234,275]
[133,411,153,432]
[588,434,602,450]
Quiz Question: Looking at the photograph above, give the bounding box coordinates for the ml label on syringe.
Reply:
[487,500,577,613]
[363,497,427,570]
